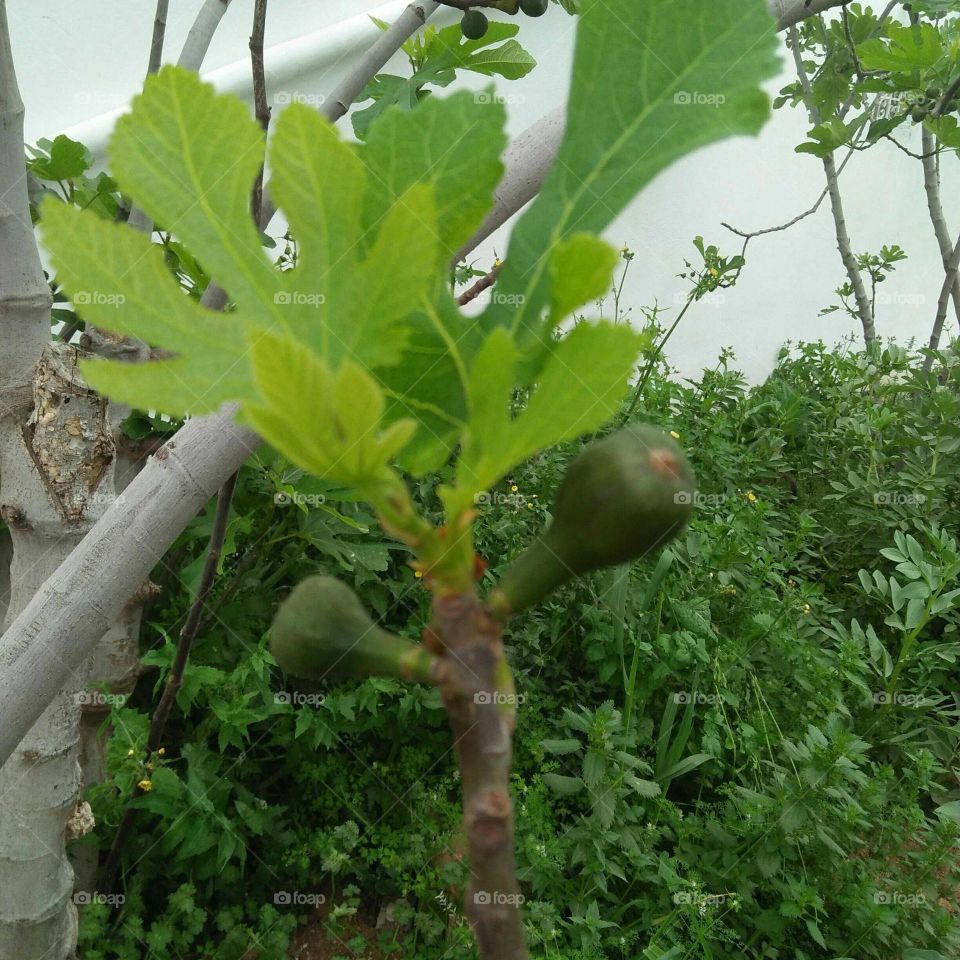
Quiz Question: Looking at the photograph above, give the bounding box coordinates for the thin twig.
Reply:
[250,0,270,220]
[98,471,239,894]
[458,264,502,306]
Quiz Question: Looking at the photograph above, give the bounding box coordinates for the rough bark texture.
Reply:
[0,3,85,954]
[0,344,115,960]
[432,594,527,960]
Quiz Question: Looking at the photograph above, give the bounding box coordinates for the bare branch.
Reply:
[178,0,232,72]
[789,25,875,342]
[458,263,502,306]
[768,0,849,30]
[100,469,239,893]
[147,0,170,76]
[924,229,960,372]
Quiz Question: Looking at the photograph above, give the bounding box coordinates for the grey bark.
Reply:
[920,128,960,368]
[768,0,849,29]
[789,25,875,343]
[0,2,90,955]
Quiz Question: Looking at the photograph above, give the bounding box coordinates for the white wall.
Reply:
[11,1,958,381]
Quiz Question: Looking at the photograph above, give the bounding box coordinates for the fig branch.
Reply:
[431,593,527,960]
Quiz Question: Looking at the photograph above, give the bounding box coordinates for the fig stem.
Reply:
[432,592,528,960]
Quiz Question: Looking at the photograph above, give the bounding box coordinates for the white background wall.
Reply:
[10,0,959,381]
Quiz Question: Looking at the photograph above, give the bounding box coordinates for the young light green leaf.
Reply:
[483,0,779,348]
[244,331,416,488]
[455,322,646,499]
[40,200,249,415]
[111,65,276,323]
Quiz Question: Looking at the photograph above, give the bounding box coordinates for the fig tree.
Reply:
[461,9,489,39]
[271,576,435,683]
[491,425,696,615]
[520,0,549,15]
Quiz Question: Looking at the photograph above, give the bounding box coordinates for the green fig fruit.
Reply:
[494,0,521,13]
[491,426,695,615]
[271,576,435,683]
[520,0,549,15]
[460,9,489,39]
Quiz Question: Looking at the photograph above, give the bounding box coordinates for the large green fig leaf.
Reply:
[481,0,780,349]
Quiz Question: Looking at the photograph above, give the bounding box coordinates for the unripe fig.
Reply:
[491,426,695,615]
[520,0,549,14]
[461,9,489,39]
[271,576,435,683]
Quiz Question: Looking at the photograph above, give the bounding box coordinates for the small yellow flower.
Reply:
[414,570,423,579]
[493,258,504,269]
[526,502,533,509]
[157,748,166,757]
[709,267,719,277]
[127,749,135,757]
[670,430,680,440]
[725,586,737,595]
[137,779,153,792]
[511,484,519,493]
[746,491,757,503]
[146,762,154,771]
[803,603,811,615]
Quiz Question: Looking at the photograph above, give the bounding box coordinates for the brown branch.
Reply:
[250,0,270,221]
[457,264,502,306]
[432,593,527,960]
[99,471,239,894]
